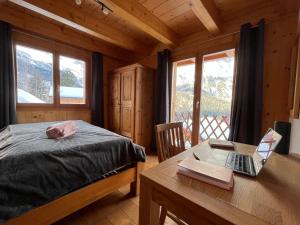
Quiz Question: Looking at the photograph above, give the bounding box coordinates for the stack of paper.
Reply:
[177,158,234,190]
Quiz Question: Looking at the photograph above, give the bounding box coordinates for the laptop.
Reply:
[194,129,282,177]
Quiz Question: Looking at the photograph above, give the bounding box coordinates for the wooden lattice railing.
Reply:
[174,111,193,147]
[174,111,230,147]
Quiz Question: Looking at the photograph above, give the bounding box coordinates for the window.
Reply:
[14,39,90,107]
[59,56,86,105]
[16,45,54,104]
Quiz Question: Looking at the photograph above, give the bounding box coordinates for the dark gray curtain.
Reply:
[229,19,265,145]
[154,49,172,125]
[91,52,104,127]
[152,49,172,151]
[0,21,16,129]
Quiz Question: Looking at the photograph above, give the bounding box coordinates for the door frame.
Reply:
[191,44,238,146]
[191,54,203,146]
[171,41,238,147]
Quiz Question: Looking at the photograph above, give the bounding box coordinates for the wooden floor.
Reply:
[54,155,176,225]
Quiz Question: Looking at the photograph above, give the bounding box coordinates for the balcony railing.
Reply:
[174,111,230,147]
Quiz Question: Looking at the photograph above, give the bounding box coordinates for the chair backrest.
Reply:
[155,122,185,163]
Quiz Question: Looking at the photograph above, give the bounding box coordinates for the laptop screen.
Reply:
[252,129,282,175]
[256,129,282,160]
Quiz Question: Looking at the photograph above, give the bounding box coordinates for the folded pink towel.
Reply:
[46,121,78,139]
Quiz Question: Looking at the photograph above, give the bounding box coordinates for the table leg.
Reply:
[139,176,160,225]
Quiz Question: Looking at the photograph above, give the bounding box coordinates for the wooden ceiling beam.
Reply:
[7,0,149,54]
[0,3,137,62]
[189,0,221,34]
[100,0,179,46]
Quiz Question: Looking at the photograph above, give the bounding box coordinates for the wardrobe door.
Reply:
[109,73,121,133]
[120,69,135,138]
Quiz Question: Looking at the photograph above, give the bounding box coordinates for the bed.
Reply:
[0,120,146,225]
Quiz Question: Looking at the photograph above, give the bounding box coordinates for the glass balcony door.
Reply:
[196,49,235,143]
[172,49,236,147]
[172,58,196,148]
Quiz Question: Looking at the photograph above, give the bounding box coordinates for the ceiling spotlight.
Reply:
[95,0,113,15]
[101,5,111,15]
[75,0,82,5]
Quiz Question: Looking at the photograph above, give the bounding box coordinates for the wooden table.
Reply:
[139,142,300,225]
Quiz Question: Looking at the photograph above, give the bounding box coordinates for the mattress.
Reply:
[0,120,146,223]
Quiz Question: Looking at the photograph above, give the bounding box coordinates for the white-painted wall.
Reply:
[289,115,300,155]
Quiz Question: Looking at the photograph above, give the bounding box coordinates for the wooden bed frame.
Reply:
[5,162,144,225]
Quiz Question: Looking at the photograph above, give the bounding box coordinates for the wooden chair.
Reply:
[155,122,185,163]
[155,122,186,225]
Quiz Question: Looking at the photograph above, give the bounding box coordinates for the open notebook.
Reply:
[177,158,234,190]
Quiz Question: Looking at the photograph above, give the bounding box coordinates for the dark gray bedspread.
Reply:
[0,120,145,223]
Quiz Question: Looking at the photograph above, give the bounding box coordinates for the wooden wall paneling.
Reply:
[16,111,32,124]
[0,4,137,62]
[289,44,298,112]
[291,36,300,118]
[66,111,91,122]
[219,0,283,23]
[298,8,300,33]
[16,110,91,124]
[56,111,67,121]
[278,0,300,13]
[172,32,238,61]
[214,0,267,13]
[262,14,298,131]
[137,43,168,69]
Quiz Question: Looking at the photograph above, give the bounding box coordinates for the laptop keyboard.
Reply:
[227,153,252,175]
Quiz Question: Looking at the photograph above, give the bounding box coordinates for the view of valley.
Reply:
[16,45,85,104]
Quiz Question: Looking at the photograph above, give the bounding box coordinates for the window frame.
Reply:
[13,31,91,110]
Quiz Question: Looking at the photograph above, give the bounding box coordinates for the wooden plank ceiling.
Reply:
[2,0,298,59]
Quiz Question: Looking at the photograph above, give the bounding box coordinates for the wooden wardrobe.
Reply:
[108,64,154,151]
